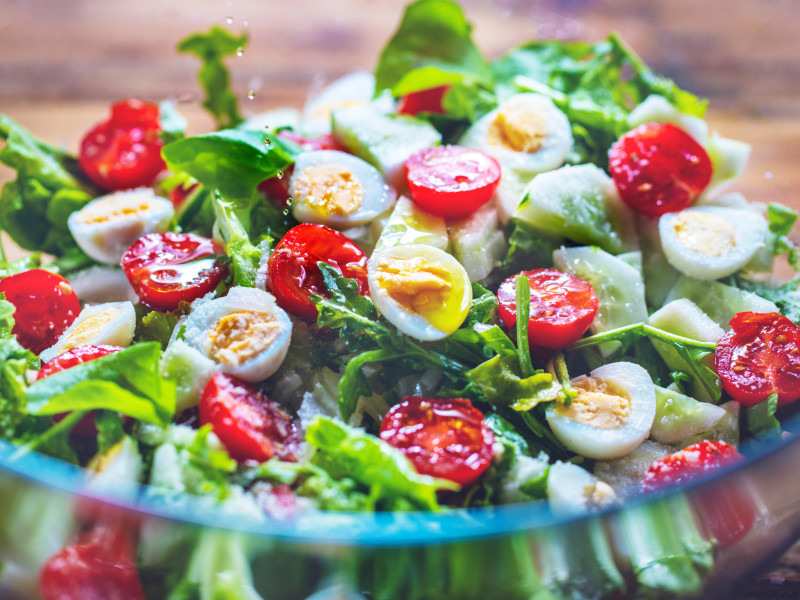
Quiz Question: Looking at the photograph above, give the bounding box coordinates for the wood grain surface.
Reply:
[2,1,800,597]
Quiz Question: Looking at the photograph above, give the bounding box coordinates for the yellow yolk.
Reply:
[556,376,632,430]
[79,197,153,224]
[293,164,364,216]
[208,310,281,367]
[487,101,549,153]
[375,256,467,333]
[672,212,737,257]
[62,306,122,350]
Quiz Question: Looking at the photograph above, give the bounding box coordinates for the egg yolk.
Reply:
[556,376,632,430]
[208,310,281,367]
[62,306,122,350]
[375,256,466,333]
[293,164,364,216]
[672,211,737,257]
[79,196,152,224]
[488,101,548,153]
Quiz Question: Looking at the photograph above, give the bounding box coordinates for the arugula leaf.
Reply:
[306,416,458,510]
[26,342,175,426]
[493,35,705,166]
[765,203,799,270]
[374,0,493,97]
[162,129,297,202]
[135,308,180,349]
[737,276,800,325]
[465,282,498,325]
[467,355,560,411]
[177,26,248,129]
[0,115,95,255]
[503,218,560,271]
[745,394,781,440]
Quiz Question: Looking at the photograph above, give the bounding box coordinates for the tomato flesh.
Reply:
[266,223,369,320]
[397,85,450,116]
[643,440,743,492]
[39,526,145,600]
[169,181,199,208]
[608,122,713,218]
[79,98,166,192]
[0,269,80,355]
[121,232,228,312]
[497,269,599,349]
[405,145,501,219]
[379,396,494,486]
[199,372,299,463]
[715,311,800,407]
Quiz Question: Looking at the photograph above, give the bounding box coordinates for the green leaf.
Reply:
[0,335,38,439]
[0,114,95,255]
[515,274,534,378]
[212,195,263,288]
[766,203,799,270]
[374,0,493,96]
[95,411,125,455]
[136,308,180,349]
[177,26,248,129]
[745,394,781,440]
[0,293,15,339]
[26,342,175,426]
[737,276,800,325]
[503,218,560,271]
[306,416,458,510]
[467,355,561,411]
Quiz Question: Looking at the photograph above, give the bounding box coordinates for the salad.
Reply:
[1,0,799,597]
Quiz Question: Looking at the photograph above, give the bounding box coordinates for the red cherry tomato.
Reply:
[405,145,501,219]
[37,345,123,380]
[497,269,599,349]
[199,372,299,463]
[79,98,166,192]
[169,181,199,208]
[121,232,228,312]
[0,269,80,355]
[643,440,744,492]
[608,122,713,218]
[715,312,800,407]
[39,526,145,600]
[379,396,495,486]
[397,85,450,116]
[258,132,347,206]
[266,224,369,320]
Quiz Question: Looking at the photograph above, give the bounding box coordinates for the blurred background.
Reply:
[1,0,800,596]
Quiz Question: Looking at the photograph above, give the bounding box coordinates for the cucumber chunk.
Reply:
[651,385,726,444]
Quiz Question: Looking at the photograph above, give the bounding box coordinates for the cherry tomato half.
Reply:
[643,440,744,492]
[0,269,80,355]
[39,525,145,600]
[121,232,228,312]
[405,145,501,219]
[379,396,495,486]
[258,131,347,207]
[608,122,713,218]
[79,98,166,192]
[199,372,299,463]
[497,269,599,349]
[266,224,369,320]
[715,311,800,407]
[397,85,450,116]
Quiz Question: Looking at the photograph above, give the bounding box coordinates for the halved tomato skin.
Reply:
[266,224,369,320]
[397,85,450,116]
[715,311,800,407]
[379,396,494,487]
[497,269,599,349]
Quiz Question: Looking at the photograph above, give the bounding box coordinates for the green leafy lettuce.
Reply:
[0,115,95,255]
[178,26,248,129]
[737,276,800,325]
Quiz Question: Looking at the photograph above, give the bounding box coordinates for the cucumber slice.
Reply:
[514,164,637,255]
[373,196,448,253]
[331,105,441,189]
[651,385,726,444]
[449,203,507,281]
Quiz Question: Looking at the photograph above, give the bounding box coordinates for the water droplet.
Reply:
[282,208,290,216]
[247,89,255,100]
[243,20,249,27]
[286,198,294,207]
[236,47,244,57]
[277,170,285,179]
[264,137,272,146]
[226,16,234,24]
[765,171,774,180]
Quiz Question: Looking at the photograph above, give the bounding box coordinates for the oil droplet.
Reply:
[226,16,234,24]
[248,89,255,100]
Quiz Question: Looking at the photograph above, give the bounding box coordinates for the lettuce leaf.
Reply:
[745,394,781,440]
[0,115,95,255]
[765,202,799,271]
[374,0,493,96]
[737,276,800,325]
[305,416,458,510]
[26,342,175,426]
[178,26,248,129]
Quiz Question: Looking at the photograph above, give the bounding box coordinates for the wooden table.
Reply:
[2,0,800,597]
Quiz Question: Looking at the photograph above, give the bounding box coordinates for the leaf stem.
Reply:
[515,274,535,378]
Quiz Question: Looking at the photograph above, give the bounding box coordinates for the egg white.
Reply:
[368,244,471,342]
[40,301,136,362]
[68,188,174,264]
[460,93,573,178]
[659,205,767,280]
[546,362,656,460]
[290,150,395,229]
[180,286,292,383]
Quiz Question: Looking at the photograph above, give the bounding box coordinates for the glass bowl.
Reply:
[1,1,799,598]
